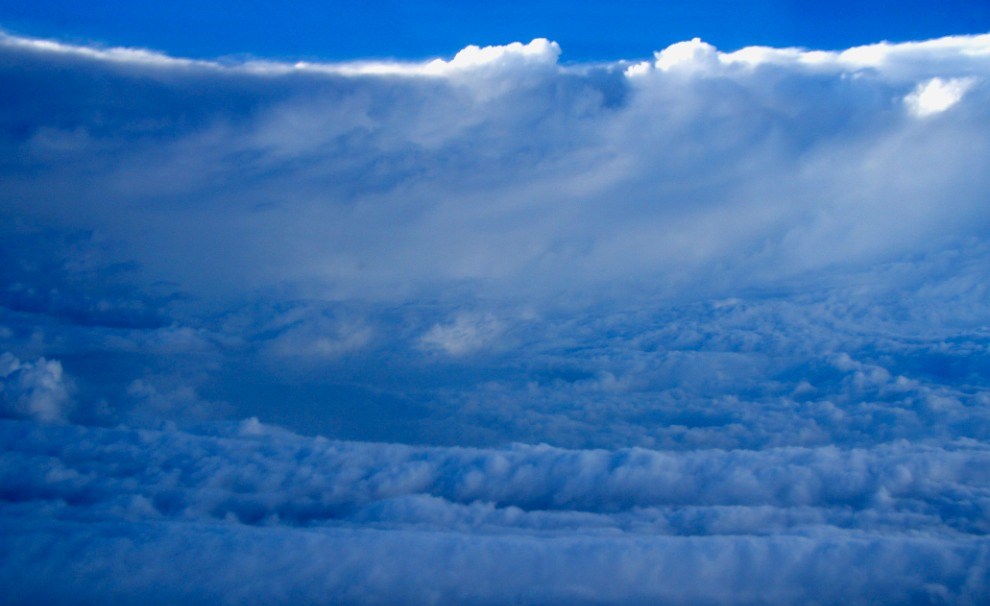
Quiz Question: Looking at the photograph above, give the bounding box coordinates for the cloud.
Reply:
[3,31,989,306]
[652,37,720,71]
[0,353,73,422]
[427,38,561,73]
[0,30,214,70]
[1,29,990,444]
[263,310,374,360]
[1,418,989,603]
[905,77,978,116]
[2,29,990,601]
[419,313,503,356]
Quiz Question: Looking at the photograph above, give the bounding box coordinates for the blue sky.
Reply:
[2,5,990,605]
[2,0,990,61]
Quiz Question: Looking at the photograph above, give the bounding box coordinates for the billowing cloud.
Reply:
[2,30,988,307]
[2,29,990,603]
[2,418,989,604]
[2,26,989,445]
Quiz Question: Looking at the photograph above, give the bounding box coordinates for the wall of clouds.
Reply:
[2,31,990,442]
[2,30,990,602]
[3,33,989,305]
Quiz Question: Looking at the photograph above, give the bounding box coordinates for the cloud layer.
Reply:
[3,31,989,306]
[2,418,989,604]
[2,30,989,440]
[2,30,990,603]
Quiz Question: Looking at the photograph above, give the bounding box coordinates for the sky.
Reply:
[2,3,990,604]
[2,0,990,61]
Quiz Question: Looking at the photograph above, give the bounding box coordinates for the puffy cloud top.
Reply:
[430,38,561,72]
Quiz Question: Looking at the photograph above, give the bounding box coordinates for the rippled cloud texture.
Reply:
[2,30,990,604]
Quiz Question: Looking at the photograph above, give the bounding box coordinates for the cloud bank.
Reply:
[1,30,990,603]
[2,418,989,604]
[3,31,989,306]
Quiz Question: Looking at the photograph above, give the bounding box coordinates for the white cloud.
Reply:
[905,77,979,117]
[626,32,990,79]
[653,37,720,71]
[425,38,561,73]
[0,30,562,80]
[0,30,213,70]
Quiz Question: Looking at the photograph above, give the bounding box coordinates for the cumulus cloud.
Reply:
[427,38,561,73]
[651,37,720,71]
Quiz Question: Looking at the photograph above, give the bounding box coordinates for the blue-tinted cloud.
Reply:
[3,32,988,308]
[2,31,990,444]
[0,352,73,422]
[2,418,989,604]
[2,31,990,603]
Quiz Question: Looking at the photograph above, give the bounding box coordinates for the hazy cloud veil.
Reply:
[2,29,990,604]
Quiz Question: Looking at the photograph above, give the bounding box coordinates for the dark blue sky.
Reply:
[2,0,989,61]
